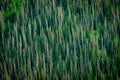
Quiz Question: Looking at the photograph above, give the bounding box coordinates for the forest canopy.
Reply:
[0,0,120,80]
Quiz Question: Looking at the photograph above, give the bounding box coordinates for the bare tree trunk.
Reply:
[0,11,4,51]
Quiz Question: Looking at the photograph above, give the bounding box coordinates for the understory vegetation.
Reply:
[0,0,120,80]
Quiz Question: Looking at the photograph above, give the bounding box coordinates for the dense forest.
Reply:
[0,0,120,80]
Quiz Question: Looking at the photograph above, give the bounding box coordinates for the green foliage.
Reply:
[0,0,120,80]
